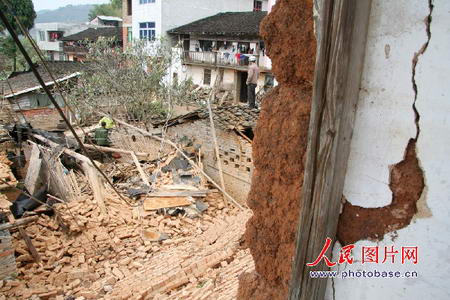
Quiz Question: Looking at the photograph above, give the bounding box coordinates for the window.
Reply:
[139,22,156,40]
[253,0,263,11]
[139,0,155,4]
[127,27,133,42]
[203,69,211,86]
[59,53,65,61]
[39,31,45,41]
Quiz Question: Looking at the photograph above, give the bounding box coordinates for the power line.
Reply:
[0,4,136,207]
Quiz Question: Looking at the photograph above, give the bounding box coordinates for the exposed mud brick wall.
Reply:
[338,139,425,244]
[238,0,316,299]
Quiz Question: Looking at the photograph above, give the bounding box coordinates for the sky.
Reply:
[32,0,109,12]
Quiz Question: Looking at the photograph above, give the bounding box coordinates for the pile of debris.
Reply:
[0,140,252,299]
[0,152,17,189]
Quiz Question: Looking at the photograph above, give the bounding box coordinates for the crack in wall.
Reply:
[412,0,434,141]
[336,1,433,245]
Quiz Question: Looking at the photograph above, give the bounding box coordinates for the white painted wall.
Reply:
[325,1,450,299]
[162,0,256,38]
[133,0,269,42]
[132,0,163,42]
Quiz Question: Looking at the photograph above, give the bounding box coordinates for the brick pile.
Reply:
[107,210,253,300]
[0,185,252,300]
[0,152,17,188]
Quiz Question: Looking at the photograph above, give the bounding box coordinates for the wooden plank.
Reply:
[82,143,150,158]
[82,162,107,217]
[0,216,38,232]
[143,197,191,211]
[24,144,42,195]
[288,1,372,300]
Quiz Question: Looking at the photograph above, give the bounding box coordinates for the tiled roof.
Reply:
[61,27,123,42]
[2,61,84,96]
[168,11,268,38]
[155,105,260,132]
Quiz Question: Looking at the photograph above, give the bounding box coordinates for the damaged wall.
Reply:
[166,119,254,204]
[237,0,316,299]
[327,0,450,299]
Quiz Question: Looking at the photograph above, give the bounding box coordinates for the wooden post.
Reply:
[6,214,41,263]
[207,68,227,198]
[288,1,372,300]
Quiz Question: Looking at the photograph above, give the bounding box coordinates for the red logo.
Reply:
[307,238,419,266]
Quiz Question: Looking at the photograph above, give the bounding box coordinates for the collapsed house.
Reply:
[0,62,83,130]
[155,105,259,204]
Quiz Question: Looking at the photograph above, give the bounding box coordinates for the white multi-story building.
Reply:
[126,0,268,46]
[123,0,272,104]
[34,23,91,61]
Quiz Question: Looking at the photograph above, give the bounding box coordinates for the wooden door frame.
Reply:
[288,1,373,299]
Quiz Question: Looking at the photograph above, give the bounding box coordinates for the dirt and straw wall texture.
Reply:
[237,0,316,299]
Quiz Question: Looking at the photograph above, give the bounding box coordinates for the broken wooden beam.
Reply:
[0,216,39,232]
[82,143,149,158]
[130,152,151,187]
[6,214,41,263]
[31,134,93,164]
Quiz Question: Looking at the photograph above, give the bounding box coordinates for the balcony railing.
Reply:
[183,51,265,69]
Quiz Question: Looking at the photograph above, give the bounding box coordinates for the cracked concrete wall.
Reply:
[326,0,450,299]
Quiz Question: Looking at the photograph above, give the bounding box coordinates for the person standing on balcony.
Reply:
[246,56,260,109]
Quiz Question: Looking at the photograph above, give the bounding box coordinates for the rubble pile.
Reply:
[0,152,17,188]
[0,190,249,300]
[109,210,253,300]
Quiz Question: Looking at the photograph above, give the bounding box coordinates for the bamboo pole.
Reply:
[206,68,227,197]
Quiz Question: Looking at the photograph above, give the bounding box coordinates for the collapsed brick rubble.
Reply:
[0,149,254,300]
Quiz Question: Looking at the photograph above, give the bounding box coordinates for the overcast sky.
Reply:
[32,0,109,11]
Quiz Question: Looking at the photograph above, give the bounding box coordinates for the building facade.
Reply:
[124,0,268,46]
[34,23,90,61]
[169,12,274,103]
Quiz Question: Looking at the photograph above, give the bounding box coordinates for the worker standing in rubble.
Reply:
[246,56,260,109]
[94,122,111,147]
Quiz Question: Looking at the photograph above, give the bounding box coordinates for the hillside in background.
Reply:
[36,4,94,24]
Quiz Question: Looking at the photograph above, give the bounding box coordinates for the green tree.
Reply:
[0,0,36,73]
[65,38,201,125]
[89,0,122,20]
[0,0,36,32]
[0,35,38,75]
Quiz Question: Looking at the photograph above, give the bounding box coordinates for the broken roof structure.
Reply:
[61,27,123,42]
[168,11,268,39]
[2,62,84,98]
[155,105,260,133]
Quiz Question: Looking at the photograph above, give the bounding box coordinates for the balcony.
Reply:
[182,51,271,71]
